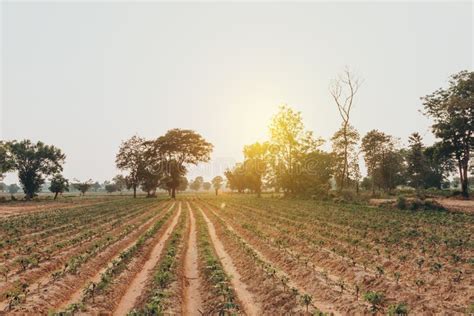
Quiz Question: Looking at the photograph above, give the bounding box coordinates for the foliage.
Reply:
[49,174,69,199]
[72,179,93,195]
[146,129,213,198]
[116,135,147,198]
[9,140,65,199]
[212,176,224,195]
[422,70,473,197]
[8,183,20,194]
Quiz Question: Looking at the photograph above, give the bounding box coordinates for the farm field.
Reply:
[0,195,472,315]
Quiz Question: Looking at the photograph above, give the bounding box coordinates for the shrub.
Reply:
[364,291,384,312]
[388,303,408,315]
[396,196,407,210]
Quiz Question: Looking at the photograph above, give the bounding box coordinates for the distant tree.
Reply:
[422,70,473,198]
[361,130,398,194]
[112,175,127,192]
[116,135,147,198]
[105,184,118,193]
[8,183,20,194]
[202,182,211,191]
[49,174,69,200]
[406,133,428,190]
[0,141,13,180]
[9,140,66,199]
[225,164,247,193]
[0,182,6,192]
[146,129,213,198]
[190,176,203,191]
[212,176,224,195]
[329,68,362,191]
[92,181,101,192]
[177,176,188,192]
[73,179,93,195]
[243,142,270,197]
[331,124,360,191]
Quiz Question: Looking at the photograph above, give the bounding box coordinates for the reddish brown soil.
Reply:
[182,203,203,316]
[113,202,182,315]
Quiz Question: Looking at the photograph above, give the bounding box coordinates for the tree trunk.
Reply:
[133,185,137,198]
[215,189,218,196]
[171,187,176,199]
[54,192,59,200]
[461,163,469,198]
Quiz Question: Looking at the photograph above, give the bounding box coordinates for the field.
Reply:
[0,195,472,315]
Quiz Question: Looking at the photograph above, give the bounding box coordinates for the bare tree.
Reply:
[330,67,362,191]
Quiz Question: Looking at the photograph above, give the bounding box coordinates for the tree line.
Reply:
[225,70,473,198]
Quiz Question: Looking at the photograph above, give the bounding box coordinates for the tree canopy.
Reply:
[422,70,473,197]
[9,140,66,199]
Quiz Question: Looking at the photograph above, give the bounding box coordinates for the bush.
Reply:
[388,303,408,315]
[396,196,407,210]
[364,291,384,312]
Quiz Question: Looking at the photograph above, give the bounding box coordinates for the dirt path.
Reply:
[113,202,182,316]
[203,203,342,315]
[54,203,176,311]
[182,202,202,316]
[198,206,261,316]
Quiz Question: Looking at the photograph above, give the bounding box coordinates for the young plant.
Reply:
[364,291,384,313]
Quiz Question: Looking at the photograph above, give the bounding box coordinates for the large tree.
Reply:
[116,135,147,198]
[268,105,322,194]
[9,140,65,199]
[422,70,473,197]
[49,174,69,200]
[147,129,213,198]
[329,68,362,191]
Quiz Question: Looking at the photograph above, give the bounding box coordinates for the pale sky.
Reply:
[1,1,473,184]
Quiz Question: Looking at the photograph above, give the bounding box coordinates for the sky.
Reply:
[1,1,473,184]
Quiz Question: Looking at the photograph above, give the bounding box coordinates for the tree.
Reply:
[112,175,127,192]
[297,150,335,196]
[105,184,118,193]
[8,183,20,194]
[422,70,473,197]
[73,179,93,195]
[225,164,247,193]
[424,142,454,189]
[91,181,101,192]
[147,129,213,198]
[331,124,360,191]
[212,176,224,195]
[202,182,211,191]
[406,133,428,190]
[243,142,270,197]
[49,174,69,200]
[116,135,147,198]
[329,68,362,191]
[9,140,66,199]
[268,105,322,194]
[361,130,397,194]
[0,182,6,192]
[190,176,203,191]
[0,141,13,180]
